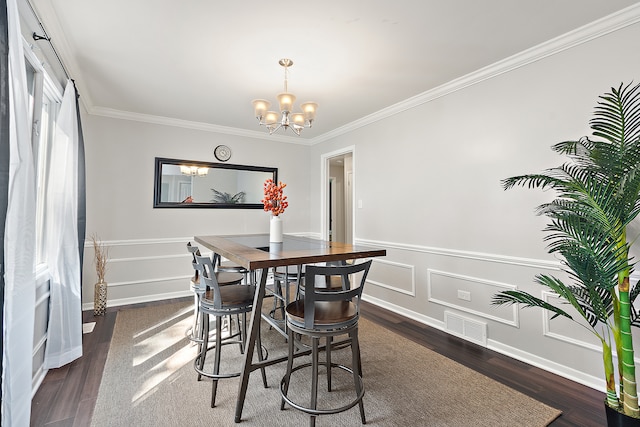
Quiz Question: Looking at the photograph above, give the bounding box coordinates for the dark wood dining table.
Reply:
[194,233,386,423]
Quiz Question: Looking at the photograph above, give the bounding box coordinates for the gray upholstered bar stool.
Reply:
[185,242,244,344]
[280,260,372,426]
[193,254,268,408]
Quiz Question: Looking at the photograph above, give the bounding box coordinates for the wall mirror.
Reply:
[153,157,277,208]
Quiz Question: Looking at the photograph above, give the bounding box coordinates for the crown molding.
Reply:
[89,106,310,145]
[308,3,640,145]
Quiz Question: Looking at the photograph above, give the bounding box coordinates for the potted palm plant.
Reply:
[492,82,640,426]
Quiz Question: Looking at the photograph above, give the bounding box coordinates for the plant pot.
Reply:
[94,282,107,316]
[270,215,283,243]
[605,403,640,427]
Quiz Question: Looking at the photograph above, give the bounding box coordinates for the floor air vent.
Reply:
[444,311,487,347]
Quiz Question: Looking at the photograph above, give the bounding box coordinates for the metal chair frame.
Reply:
[280,260,372,426]
[193,254,268,408]
[185,243,244,344]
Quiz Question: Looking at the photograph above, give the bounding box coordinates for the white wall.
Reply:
[308,21,640,390]
[80,115,311,306]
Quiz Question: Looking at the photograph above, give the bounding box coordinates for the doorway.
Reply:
[321,147,354,243]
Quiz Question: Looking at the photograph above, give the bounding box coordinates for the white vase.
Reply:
[270,215,283,243]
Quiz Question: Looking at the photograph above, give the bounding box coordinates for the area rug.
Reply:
[90,301,561,426]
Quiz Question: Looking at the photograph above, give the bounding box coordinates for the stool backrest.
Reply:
[302,260,372,329]
[187,242,203,284]
[194,254,224,307]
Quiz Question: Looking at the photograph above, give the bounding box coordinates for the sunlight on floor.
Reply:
[128,305,246,406]
[131,306,197,405]
[132,306,193,367]
[82,322,96,334]
[133,306,193,340]
[132,339,195,405]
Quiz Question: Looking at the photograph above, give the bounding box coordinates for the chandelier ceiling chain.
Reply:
[252,59,318,136]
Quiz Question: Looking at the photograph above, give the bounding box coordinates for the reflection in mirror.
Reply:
[153,157,277,208]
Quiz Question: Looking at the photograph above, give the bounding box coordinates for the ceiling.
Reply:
[29,0,640,143]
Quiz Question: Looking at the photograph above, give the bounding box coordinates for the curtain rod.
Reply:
[26,0,71,81]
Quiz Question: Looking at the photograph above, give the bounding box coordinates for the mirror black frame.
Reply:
[153,157,278,209]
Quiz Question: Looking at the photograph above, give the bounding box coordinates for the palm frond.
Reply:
[491,290,573,321]
[591,82,640,145]
[501,173,565,191]
[569,284,614,327]
[210,189,246,204]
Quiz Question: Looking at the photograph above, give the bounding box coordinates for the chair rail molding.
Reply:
[82,236,195,247]
[354,238,561,271]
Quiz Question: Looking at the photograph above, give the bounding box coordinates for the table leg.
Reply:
[234,267,268,423]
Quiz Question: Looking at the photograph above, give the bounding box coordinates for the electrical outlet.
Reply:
[457,290,471,301]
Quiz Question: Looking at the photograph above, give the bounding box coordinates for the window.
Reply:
[24,44,63,265]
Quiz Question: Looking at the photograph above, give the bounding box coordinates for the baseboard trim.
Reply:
[487,339,602,391]
[82,290,192,311]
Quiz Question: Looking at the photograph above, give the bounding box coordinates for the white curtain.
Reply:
[43,79,82,369]
[2,0,37,425]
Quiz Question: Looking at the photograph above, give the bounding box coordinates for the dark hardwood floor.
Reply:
[30,298,606,426]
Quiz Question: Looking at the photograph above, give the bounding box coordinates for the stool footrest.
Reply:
[193,340,244,380]
[279,362,365,416]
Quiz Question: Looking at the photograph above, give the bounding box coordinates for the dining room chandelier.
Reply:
[252,59,318,136]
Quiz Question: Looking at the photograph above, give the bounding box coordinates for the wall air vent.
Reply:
[444,311,488,347]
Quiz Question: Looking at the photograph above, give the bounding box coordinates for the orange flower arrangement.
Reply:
[262,178,288,216]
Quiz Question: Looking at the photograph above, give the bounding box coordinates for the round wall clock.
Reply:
[214,145,232,162]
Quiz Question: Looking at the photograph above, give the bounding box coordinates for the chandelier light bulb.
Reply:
[252,99,271,119]
[277,93,296,113]
[300,102,318,124]
[264,111,279,126]
[291,113,305,127]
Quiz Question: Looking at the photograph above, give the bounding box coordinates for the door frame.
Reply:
[320,146,355,242]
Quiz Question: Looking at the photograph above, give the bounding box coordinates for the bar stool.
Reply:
[193,254,268,408]
[185,243,244,344]
[298,260,353,378]
[280,260,372,426]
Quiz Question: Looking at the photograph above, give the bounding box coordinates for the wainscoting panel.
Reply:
[82,237,196,309]
[540,291,640,371]
[368,259,415,296]
[541,291,605,352]
[427,269,519,327]
[106,256,190,285]
[540,272,640,355]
